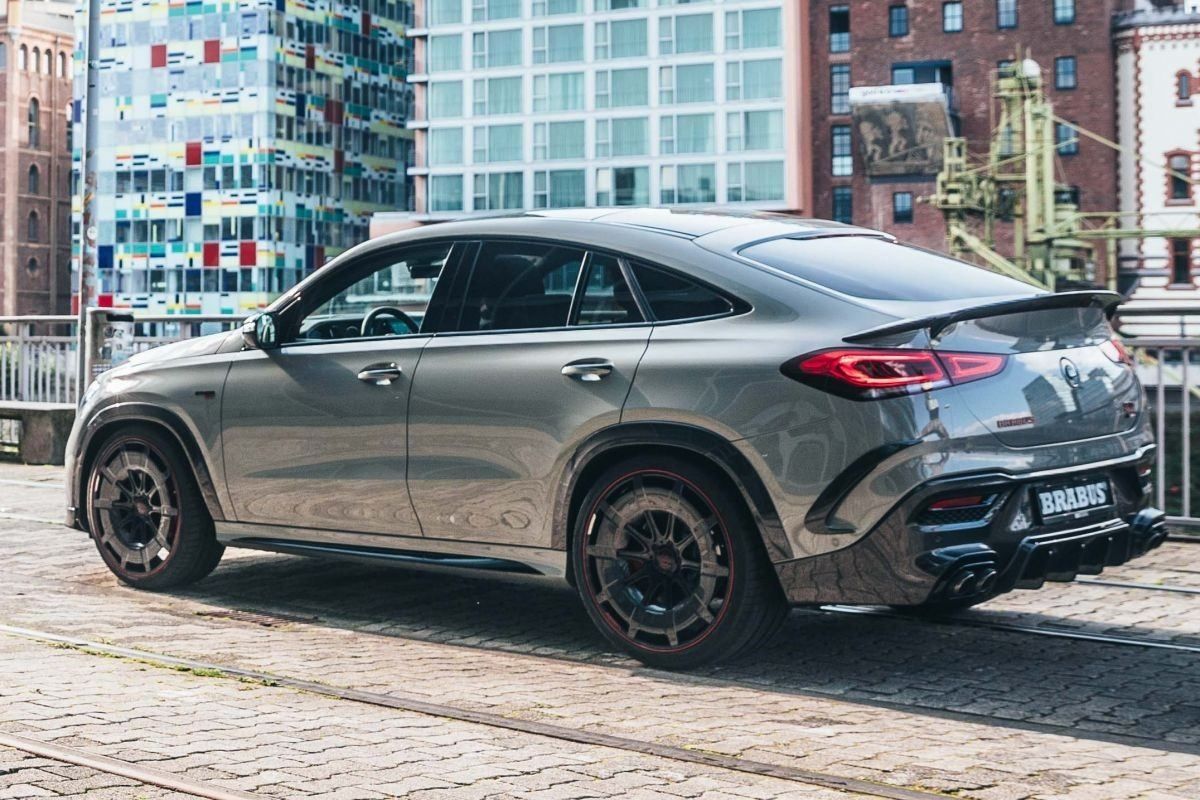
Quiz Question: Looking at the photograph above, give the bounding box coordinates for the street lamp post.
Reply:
[75,0,102,400]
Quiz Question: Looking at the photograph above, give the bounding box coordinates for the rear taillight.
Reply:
[1100,336,1133,366]
[782,348,1006,400]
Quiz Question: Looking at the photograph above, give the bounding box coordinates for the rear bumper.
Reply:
[774,454,1166,606]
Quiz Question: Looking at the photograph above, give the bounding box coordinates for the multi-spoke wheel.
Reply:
[86,426,223,590]
[573,455,787,669]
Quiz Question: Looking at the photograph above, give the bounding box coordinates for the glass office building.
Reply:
[404,0,808,217]
[73,0,413,314]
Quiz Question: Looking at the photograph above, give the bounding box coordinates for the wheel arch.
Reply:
[74,404,225,532]
[554,422,790,585]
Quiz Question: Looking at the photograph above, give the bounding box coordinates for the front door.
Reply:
[220,242,455,536]
[406,241,652,547]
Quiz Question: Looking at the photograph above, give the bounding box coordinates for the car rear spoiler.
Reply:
[843,290,1123,344]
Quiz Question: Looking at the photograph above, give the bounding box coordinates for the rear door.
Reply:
[406,241,651,547]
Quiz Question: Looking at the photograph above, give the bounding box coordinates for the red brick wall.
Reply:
[809,0,1119,269]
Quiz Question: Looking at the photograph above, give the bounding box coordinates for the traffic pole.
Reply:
[75,0,102,401]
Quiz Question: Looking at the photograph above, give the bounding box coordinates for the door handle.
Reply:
[561,359,614,382]
[357,362,403,386]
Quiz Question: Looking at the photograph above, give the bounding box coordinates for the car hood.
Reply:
[122,330,239,368]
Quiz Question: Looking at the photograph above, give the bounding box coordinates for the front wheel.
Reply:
[572,455,787,669]
[85,426,223,590]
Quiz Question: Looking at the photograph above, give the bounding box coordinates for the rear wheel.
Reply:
[85,426,223,590]
[572,455,787,669]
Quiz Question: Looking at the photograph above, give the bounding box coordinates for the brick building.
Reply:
[0,0,73,315]
[809,0,1121,264]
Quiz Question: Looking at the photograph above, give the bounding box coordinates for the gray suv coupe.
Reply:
[65,210,1167,668]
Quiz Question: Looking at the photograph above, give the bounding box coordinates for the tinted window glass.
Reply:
[294,244,449,342]
[452,241,585,331]
[575,255,643,326]
[740,237,1039,301]
[631,263,734,320]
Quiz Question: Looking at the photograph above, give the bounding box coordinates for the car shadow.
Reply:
[177,550,1200,754]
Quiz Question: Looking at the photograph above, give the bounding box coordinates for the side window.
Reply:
[573,254,644,327]
[293,243,451,342]
[630,262,735,321]
[451,241,586,332]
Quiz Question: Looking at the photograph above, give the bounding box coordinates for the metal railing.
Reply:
[0,311,242,405]
[1,305,1198,529]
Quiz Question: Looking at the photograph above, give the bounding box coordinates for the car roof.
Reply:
[363,209,890,258]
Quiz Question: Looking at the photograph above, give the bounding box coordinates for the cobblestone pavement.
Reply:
[0,465,1198,799]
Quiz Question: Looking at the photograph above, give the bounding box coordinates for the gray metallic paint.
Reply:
[64,211,1158,607]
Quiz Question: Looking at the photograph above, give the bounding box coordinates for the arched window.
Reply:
[31,48,39,73]
[18,45,27,71]
[27,99,40,148]
[26,258,39,275]
[27,211,39,242]
[28,164,39,194]
[43,49,52,75]
[1170,153,1193,202]
[57,52,67,77]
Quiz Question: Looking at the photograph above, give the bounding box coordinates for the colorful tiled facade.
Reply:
[73,0,413,314]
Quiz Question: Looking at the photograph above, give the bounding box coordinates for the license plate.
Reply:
[1033,476,1113,522]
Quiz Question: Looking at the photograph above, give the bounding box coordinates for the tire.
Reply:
[572,454,787,669]
[85,425,223,590]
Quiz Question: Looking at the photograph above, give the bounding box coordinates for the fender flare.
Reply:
[72,402,226,530]
[551,422,791,564]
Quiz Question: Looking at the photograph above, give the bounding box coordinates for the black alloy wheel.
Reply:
[574,455,787,669]
[86,426,223,590]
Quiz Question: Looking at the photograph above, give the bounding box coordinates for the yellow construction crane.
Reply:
[931,54,1200,291]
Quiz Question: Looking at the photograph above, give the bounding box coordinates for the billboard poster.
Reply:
[848,83,953,178]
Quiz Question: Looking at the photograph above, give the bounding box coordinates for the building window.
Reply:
[1169,153,1193,203]
[18,44,26,71]
[27,211,39,242]
[1054,56,1076,90]
[893,192,913,223]
[428,0,463,26]
[474,29,522,68]
[829,5,850,53]
[831,64,850,114]
[660,14,714,56]
[27,99,39,148]
[26,258,38,275]
[533,170,585,208]
[996,0,1016,28]
[724,8,781,50]
[832,125,852,176]
[889,5,909,37]
[727,161,784,203]
[57,52,67,77]
[473,172,524,210]
[832,186,853,223]
[594,19,648,60]
[595,166,649,206]
[31,48,39,73]
[0,43,6,70]
[27,164,39,194]
[942,2,963,32]
[1053,0,1074,24]
[1171,239,1192,285]
[430,175,464,211]
[1054,122,1078,155]
[1179,73,1193,104]
[659,163,716,204]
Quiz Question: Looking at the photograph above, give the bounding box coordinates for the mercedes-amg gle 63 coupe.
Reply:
[65,210,1168,668]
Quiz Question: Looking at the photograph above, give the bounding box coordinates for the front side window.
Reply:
[942,1,963,32]
[294,244,451,342]
[452,241,585,332]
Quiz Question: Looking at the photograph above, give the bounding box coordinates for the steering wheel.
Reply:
[361,306,419,337]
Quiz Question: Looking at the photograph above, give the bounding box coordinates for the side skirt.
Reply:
[214,521,568,578]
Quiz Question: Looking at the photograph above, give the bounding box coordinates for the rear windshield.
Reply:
[740,237,1040,301]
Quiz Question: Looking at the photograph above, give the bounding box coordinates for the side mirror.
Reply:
[242,311,280,351]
